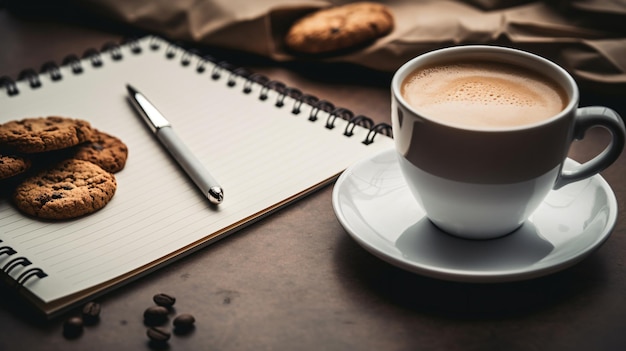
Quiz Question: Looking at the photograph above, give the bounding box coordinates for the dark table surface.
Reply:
[1,7,625,351]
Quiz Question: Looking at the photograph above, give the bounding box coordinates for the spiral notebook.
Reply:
[0,36,394,318]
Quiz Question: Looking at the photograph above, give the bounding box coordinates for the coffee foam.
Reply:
[401,62,567,128]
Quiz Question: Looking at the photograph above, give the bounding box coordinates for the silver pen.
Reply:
[126,84,224,205]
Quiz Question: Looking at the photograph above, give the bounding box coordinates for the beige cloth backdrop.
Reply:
[10,0,626,92]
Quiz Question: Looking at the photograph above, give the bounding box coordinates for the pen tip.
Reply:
[126,84,136,95]
[208,187,224,205]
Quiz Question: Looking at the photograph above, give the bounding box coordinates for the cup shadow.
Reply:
[395,218,554,276]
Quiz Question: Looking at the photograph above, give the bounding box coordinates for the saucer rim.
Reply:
[332,149,618,283]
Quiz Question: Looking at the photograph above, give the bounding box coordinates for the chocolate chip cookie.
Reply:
[284,2,394,54]
[13,159,117,219]
[72,129,129,173]
[0,153,31,180]
[0,116,94,153]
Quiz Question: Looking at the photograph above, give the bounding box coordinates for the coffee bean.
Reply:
[173,313,195,334]
[143,306,169,326]
[81,301,101,325]
[153,293,176,308]
[147,327,171,342]
[63,316,84,338]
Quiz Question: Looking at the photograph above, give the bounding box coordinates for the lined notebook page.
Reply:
[0,36,394,310]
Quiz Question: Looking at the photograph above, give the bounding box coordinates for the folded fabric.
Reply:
[7,0,626,93]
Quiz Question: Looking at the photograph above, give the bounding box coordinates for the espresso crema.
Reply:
[401,61,568,128]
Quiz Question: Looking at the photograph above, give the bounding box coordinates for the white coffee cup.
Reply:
[391,45,625,239]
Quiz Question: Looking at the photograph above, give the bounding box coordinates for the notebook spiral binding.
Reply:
[0,240,48,289]
[0,35,393,145]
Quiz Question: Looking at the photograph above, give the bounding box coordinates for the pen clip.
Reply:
[126,84,170,132]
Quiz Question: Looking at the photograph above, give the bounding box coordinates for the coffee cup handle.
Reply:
[554,106,626,190]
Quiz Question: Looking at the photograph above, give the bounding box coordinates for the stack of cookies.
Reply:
[0,116,128,220]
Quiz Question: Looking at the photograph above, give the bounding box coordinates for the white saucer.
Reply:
[332,149,618,283]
